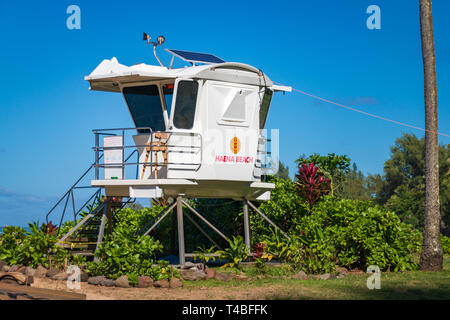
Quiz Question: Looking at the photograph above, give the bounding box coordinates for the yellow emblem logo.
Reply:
[230,137,241,154]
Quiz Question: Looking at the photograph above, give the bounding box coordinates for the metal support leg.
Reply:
[184,211,221,250]
[141,202,177,237]
[181,200,228,242]
[247,201,290,240]
[177,195,185,266]
[243,199,251,253]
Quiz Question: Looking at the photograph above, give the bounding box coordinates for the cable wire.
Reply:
[274,81,450,138]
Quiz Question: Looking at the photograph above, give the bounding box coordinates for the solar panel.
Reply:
[166,49,226,64]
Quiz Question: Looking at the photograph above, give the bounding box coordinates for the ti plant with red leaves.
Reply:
[40,221,58,236]
[295,163,331,212]
[252,242,273,272]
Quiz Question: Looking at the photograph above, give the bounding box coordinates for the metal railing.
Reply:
[92,127,203,180]
[45,160,102,226]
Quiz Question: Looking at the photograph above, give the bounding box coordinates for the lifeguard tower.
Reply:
[50,35,291,264]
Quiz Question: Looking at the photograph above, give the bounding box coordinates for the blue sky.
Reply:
[0,0,449,226]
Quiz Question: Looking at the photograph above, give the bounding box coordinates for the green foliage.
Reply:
[251,177,308,243]
[275,161,290,180]
[373,133,450,232]
[70,254,87,266]
[85,206,182,284]
[87,232,163,280]
[337,163,378,200]
[216,236,248,269]
[193,245,217,264]
[252,243,273,274]
[255,183,422,273]
[0,226,28,265]
[86,208,164,280]
[441,235,450,255]
[262,227,336,274]
[296,153,351,195]
[0,222,82,268]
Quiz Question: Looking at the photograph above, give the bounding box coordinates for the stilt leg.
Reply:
[177,195,185,266]
[243,199,251,254]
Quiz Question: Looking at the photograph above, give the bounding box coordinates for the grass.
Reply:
[183,255,450,300]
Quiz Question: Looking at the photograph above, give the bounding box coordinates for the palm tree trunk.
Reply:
[419,0,443,271]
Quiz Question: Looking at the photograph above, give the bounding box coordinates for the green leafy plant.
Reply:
[257,189,422,273]
[441,235,450,255]
[87,232,163,280]
[252,243,273,273]
[194,245,217,264]
[216,236,248,270]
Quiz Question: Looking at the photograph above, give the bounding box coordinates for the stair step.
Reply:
[65,237,90,242]
[79,230,100,235]
[72,251,95,256]
[59,243,97,249]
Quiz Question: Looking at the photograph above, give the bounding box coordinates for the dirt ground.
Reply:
[30,277,320,300]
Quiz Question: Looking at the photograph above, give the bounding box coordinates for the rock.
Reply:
[46,268,61,278]
[0,271,33,285]
[0,261,7,270]
[233,274,248,281]
[336,274,345,279]
[291,271,308,280]
[195,263,206,271]
[100,279,116,287]
[51,272,68,281]
[318,273,335,280]
[336,267,349,275]
[9,265,22,272]
[25,267,36,277]
[205,268,216,279]
[34,266,48,278]
[169,278,183,288]
[349,268,364,275]
[80,271,89,282]
[182,261,196,269]
[88,276,106,285]
[215,272,234,282]
[115,275,130,288]
[179,268,206,281]
[16,266,27,274]
[153,279,170,288]
[1,265,10,272]
[137,276,154,288]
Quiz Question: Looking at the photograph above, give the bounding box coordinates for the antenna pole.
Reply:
[153,44,164,67]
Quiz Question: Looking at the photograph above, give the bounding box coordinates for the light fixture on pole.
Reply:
[142,32,166,67]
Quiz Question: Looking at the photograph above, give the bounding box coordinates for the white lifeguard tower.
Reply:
[53,35,291,264]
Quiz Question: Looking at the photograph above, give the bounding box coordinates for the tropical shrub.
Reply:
[0,226,29,265]
[216,236,248,270]
[441,235,450,255]
[251,177,308,243]
[86,232,163,280]
[256,189,422,273]
[252,243,273,273]
[261,227,336,274]
[193,245,217,264]
[86,207,165,281]
[296,153,351,196]
[295,163,331,211]
[0,222,81,268]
